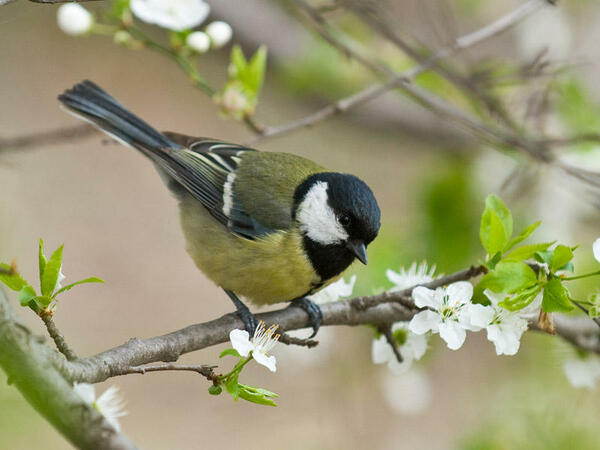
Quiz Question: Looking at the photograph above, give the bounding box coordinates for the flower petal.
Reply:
[412,286,438,309]
[73,382,95,404]
[463,303,495,330]
[594,238,600,264]
[409,310,440,334]
[445,281,473,306]
[371,336,393,364]
[252,351,277,372]
[386,355,413,375]
[487,325,520,355]
[483,289,506,307]
[438,321,466,350]
[406,332,428,360]
[229,329,253,357]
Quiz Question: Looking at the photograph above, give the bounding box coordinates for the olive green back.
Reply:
[235,152,325,230]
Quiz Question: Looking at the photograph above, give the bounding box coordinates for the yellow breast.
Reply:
[179,193,321,305]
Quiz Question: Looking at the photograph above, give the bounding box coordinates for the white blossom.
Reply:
[186,31,210,53]
[386,261,436,292]
[563,356,600,389]
[73,383,126,431]
[372,322,427,375]
[409,281,475,350]
[130,0,210,31]
[380,369,432,415]
[309,275,356,304]
[465,290,531,356]
[205,21,233,48]
[229,321,279,372]
[57,3,93,36]
[593,238,600,264]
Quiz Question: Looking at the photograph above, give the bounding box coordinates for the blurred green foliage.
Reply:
[418,157,480,272]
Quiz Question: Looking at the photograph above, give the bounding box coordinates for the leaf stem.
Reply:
[563,270,600,281]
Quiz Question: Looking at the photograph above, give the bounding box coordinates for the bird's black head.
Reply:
[293,172,381,282]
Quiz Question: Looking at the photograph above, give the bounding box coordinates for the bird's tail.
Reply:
[58,80,182,152]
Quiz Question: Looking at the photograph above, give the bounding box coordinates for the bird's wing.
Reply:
[162,132,326,237]
[160,132,274,239]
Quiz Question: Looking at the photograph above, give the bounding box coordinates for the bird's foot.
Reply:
[225,290,257,336]
[289,297,322,338]
[236,306,258,336]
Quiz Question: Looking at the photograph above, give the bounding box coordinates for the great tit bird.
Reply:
[58,80,381,337]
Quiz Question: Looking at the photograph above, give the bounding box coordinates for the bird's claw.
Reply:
[290,297,323,338]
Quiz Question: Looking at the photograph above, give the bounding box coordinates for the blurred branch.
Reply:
[0,124,97,153]
[0,290,137,450]
[252,0,546,143]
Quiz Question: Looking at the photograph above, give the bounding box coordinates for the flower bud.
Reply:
[57,3,93,36]
[206,21,232,48]
[208,385,222,395]
[186,31,210,53]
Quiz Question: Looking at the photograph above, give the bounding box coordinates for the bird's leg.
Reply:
[289,297,323,338]
[224,290,257,336]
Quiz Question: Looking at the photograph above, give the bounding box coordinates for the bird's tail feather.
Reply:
[58,80,181,152]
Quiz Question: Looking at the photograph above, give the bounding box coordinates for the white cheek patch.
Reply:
[297,181,348,245]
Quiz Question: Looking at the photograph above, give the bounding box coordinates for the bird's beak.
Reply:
[346,240,368,265]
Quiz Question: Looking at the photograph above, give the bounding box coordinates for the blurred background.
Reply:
[2,0,600,448]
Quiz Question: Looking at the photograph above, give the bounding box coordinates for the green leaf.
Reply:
[240,384,279,398]
[542,278,574,313]
[504,242,554,262]
[498,285,541,311]
[18,285,37,306]
[480,208,507,255]
[53,277,104,297]
[219,348,241,359]
[38,239,47,284]
[589,306,600,319]
[534,250,554,266]
[230,45,247,78]
[41,244,63,297]
[551,245,574,271]
[33,296,52,308]
[237,384,278,406]
[224,374,240,401]
[0,263,28,291]
[480,194,513,255]
[475,261,538,302]
[503,221,540,252]
[247,46,267,94]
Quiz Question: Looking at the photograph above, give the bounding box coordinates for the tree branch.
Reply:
[39,309,78,361]
[0,290,137,450]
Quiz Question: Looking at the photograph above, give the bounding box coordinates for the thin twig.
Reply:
[279,331,319,348]
[123,363,218,381]
[571,300,600,328]
[378,325,403,363]
[39,310,78,361]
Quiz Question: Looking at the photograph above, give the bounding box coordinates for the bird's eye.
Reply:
[338,214,351,226]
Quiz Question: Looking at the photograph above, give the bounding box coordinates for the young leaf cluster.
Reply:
[477,195,578,314]
[0,239,103,313]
